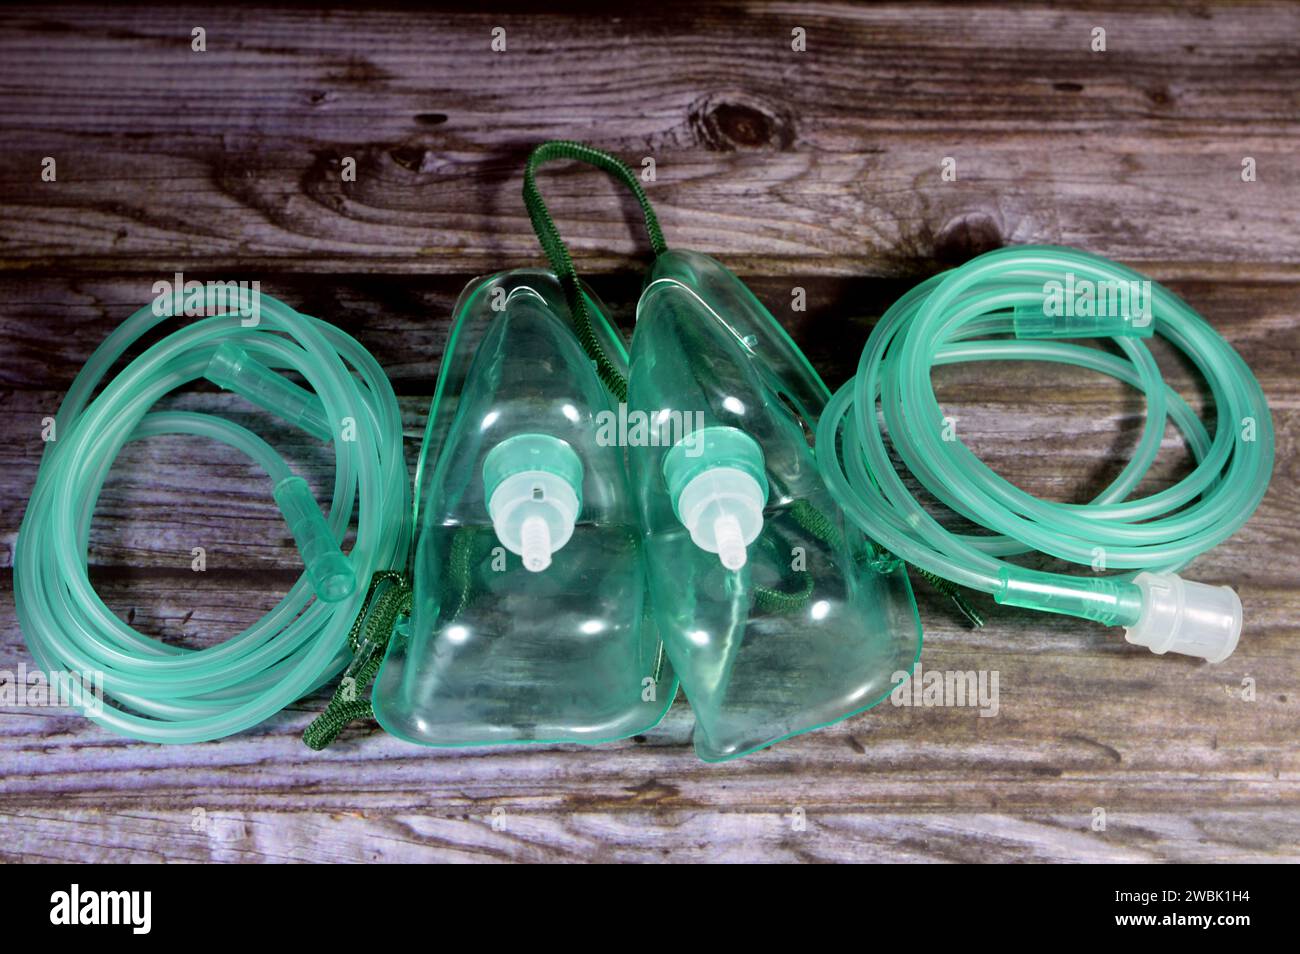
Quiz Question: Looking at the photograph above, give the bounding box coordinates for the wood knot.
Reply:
[388,144,429,172]
[933,214,1003,266]
[386,143,455,176]
[1147,86,1174,109]
[690,92,795,151]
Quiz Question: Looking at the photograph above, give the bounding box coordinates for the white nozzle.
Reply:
[713,512,747,570]
[1124,571,1243,664]
[487,470,579,573]
[519,515,552,572]
[675,466,765,571]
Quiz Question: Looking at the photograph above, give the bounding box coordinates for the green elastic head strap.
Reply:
[523,141,840,618]
[303,571,411,750]
[522,140,668,401]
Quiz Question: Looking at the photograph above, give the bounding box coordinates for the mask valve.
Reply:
[664,425,768,571]
[483,433,583,572]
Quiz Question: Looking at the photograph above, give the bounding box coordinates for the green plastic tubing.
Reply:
[817,245,1273,660]
[15,288,410,743]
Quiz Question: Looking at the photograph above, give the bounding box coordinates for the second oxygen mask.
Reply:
[372,271,674,746]
[627,250,922,760]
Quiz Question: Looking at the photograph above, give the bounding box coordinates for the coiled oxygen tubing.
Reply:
[15,289,409,742]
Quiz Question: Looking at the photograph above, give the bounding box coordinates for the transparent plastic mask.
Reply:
[373,271,674,745]
[627,250,921,760]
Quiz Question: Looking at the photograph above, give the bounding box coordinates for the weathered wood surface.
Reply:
[1,1,1298,863]
[2,3,1299,277]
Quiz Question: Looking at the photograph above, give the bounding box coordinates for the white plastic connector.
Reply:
[712,512,747,571]
[518,514,552,572]
[1124,571,1242,663]
[675,466,765,570]
[487,471,579,573]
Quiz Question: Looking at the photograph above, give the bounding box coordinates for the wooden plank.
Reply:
[3,808,1298,863]
[1,4,1298,275]
[2,564,1296,816]
[0,272,1295,395]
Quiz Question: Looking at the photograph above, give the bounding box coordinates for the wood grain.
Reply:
[4,809,1297,863]
[0,0,1297,863]
[0,4,1298,276]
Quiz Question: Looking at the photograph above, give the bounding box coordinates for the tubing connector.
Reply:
[206,342,333,442]
[664,426,768,571]
[273,475,355,602]
[995,567,1143,627]
[1013,299,1154,340]
[1124,571,1242,663]
[483,434,583,573]
[995,567,1242,662]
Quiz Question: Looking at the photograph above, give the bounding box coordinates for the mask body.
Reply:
[373,270,674,746]
[627,250,921,760]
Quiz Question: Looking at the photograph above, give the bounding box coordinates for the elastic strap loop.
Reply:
[523,141,668,401]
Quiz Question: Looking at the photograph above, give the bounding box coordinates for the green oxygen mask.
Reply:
[370,270,674,746]
[628,251,921,760]
[523,142,921,761]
